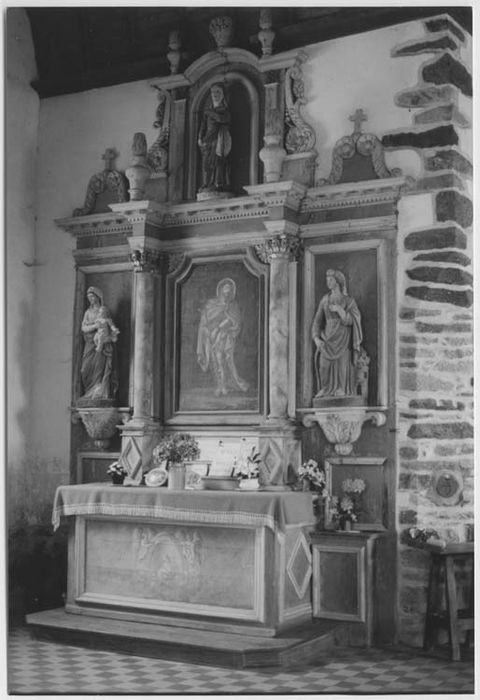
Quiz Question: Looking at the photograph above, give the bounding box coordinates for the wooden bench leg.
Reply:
[445,555,461,661]
[465,558,474,649]
[424,556,441,652]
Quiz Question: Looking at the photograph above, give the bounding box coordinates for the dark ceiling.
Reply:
[25,6,472,98]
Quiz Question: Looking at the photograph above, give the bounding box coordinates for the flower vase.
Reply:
[111,475,125,486]
[343,519,352,532]
[168,463,186,490]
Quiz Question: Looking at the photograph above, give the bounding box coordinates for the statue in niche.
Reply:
[197,83,232,196]
[311,269,369,406]
[196,278,249,397]
[77,286,119,405]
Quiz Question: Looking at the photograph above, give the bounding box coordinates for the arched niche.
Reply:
[187,69,262,200]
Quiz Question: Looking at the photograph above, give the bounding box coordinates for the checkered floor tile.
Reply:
[7,626,474,695]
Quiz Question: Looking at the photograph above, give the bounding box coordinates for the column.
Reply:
[120,246,164,485]
[255,222,302,487]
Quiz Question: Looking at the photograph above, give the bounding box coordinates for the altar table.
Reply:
[53,484,316,636]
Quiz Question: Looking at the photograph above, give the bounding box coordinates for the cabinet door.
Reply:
[312,543,366,622]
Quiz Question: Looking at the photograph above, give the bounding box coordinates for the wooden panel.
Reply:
[312,545,365,622]
[77,451,119,483]
[325,457,387,531]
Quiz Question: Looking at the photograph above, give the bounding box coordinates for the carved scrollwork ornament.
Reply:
[324,108,402,185]
[130,249,164,274]
[147,87,171,175]
[255,234,303,264]
[284,53,316,154]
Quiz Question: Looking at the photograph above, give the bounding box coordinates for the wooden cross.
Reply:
[349,108,367,134]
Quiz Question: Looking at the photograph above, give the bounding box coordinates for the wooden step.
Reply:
[26,608,344,669]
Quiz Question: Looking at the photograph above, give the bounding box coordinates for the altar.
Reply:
[53,484,316,637]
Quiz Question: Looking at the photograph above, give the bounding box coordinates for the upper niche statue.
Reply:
[197,83,232,196]
[311,269,369,406]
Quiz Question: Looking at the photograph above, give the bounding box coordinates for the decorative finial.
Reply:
[167,29,182,74]
[209,16,234,50]
[258,8,275,57]
[349,108,368,135]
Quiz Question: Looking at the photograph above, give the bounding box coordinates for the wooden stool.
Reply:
[423,541,474,661]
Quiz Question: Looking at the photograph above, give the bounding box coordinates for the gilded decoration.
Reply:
[73,148,127,217]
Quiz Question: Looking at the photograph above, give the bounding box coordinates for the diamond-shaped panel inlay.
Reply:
[122,437,142,477]
[287,532,312,599]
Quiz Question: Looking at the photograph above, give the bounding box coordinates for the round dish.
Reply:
[145,467,168,487]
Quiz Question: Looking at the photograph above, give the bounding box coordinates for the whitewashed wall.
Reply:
[6,8,40,525]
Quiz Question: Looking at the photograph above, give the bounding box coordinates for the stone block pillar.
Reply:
[388,13,473,646]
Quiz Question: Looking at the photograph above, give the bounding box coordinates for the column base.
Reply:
[258,419,302,488]
[118,418,162,485]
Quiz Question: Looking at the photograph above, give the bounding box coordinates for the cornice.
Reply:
[161,195,270,227]
[302,176,410,212]
[109,200,167,227]
[58,177,412,241]
[55,212,131,237]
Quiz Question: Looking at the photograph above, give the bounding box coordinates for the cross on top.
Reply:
[349,108,367,134]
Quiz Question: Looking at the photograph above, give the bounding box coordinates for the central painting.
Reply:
[174,258,264,414]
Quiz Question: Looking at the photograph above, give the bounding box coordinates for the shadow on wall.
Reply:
[8,521,68,624]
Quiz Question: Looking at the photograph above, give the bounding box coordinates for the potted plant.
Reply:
[106,461,128,485]
[330,477,366,531]
[297,459,329,530]
[152,433,200,490]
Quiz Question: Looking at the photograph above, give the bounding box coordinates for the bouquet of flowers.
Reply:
[107,461,127,477]
[106,461,127,483]
[330,477,365,529]
[235,446,262,480]
[297,459,328,495]
[152,433,200,468]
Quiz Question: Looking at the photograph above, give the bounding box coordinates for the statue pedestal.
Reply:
[302,408,386,456]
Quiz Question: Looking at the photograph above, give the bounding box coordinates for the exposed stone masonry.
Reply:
[389,14,473,646]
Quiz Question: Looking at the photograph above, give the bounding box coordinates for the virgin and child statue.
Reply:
[77,286,120,405]
[197,83,232,196]
[196,278,249,398]
[311,269,368,405]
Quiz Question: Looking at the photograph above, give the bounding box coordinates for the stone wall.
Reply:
[388,14,473,646]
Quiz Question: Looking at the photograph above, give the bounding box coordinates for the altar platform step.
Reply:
[26,608,345,669]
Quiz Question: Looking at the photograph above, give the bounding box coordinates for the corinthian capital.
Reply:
[255,233,302,264]
[130,249,164,273]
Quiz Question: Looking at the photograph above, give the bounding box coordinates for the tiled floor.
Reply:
[7,626,474,695]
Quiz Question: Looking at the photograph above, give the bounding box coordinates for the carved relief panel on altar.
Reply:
[166,255,266,422]
[300,243,388,410]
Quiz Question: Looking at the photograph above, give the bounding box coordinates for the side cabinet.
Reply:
[311,532,381,646]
